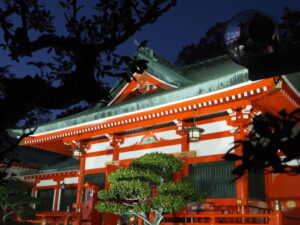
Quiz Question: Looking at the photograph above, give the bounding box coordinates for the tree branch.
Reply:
[129,210,152,225]
[13,34,83,56]
[94,0,177,52]
[3,209,16,222]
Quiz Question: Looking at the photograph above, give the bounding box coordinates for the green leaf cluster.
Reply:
[130,152,182,182]
[159,181,206,202]
[132,202,151,213]
[95,201,130,215]
[108,168,161,185]
[152,195,186,212]
[102,179,151,199]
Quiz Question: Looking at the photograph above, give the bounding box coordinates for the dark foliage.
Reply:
[175,22,227,66]
[279,7,300,47]
[223,109,300,179]
[176,7,300,66]
[0,179,38,224]
[0,0,176,163]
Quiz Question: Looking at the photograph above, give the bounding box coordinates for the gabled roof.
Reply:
[107,72,178,105]
[8,47,300,141]
[9,58,249,138]
[108,47,193,105]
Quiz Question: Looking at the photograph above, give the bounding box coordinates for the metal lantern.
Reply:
[187,126,204,141]
[187,109,205,141]
[60,181,66,190]
[70,148,83,159]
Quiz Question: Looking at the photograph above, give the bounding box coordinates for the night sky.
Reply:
[117,0,300,63]
[3,0,300,85]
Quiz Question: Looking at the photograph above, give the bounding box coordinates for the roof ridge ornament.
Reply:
[134,39,157,61]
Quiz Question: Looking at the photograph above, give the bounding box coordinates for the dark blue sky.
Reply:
[3,0,300,82]
[117,0,300,63]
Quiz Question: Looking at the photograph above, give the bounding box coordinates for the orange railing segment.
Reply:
[162,210,283,225]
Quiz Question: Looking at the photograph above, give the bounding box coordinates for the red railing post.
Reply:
[64,207,70,225]
[211,215,216,224]
[272,200,283,225]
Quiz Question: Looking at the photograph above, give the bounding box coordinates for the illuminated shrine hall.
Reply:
[9,46,300,225]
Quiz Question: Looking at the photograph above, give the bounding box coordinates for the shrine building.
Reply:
[8,47,300,225]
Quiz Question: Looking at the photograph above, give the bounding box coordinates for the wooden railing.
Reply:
[161,202,283,225]
[161,207,283,225]
[18,210,78,225]
[162,212,283,225]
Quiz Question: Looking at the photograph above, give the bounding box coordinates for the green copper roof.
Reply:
[21,158,79,176]
[182,55,246,82]
[8,48,300,138]
[283,72,300,95]
[9,61,248,137]
[136,47,192,87]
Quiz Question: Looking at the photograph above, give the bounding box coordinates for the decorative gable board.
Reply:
[119,144,181,161]
[109,72,176,105]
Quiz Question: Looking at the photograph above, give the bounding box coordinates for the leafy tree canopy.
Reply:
[0,179,38,224]
[175,21,227,66]
[95,153,205,225]
[0,0,176,163]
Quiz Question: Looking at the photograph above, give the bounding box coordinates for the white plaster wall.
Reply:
[119,144,181,161]
[89,141,112,153]
[155,130,181,140]
[120,135,144,148]
[199,120,233,134]
[85,154,113,170]
[190,136,234,157]
[36,179,57,187]
[62,177,78,184]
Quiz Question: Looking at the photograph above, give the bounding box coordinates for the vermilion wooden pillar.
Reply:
[109,135,123,161]
[234,132,249,212]
[53,178,63,211]
[226,106,253,212]
[75,155,85,225]
[181,135,189,152]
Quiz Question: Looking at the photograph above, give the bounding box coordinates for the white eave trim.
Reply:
[29,80,258,137]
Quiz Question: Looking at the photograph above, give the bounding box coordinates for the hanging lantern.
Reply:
[60,181,66,190]
[70,148,83,159]
[187,109,205,141]
[187,126,205,141]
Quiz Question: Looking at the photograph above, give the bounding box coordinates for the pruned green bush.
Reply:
[95,153,206,225]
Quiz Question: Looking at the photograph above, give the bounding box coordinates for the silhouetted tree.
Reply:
[175,22,227,66]
[279,7,300,47]
[223,109,300,178]
[0,0,176,161]
[176,7,300,66]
